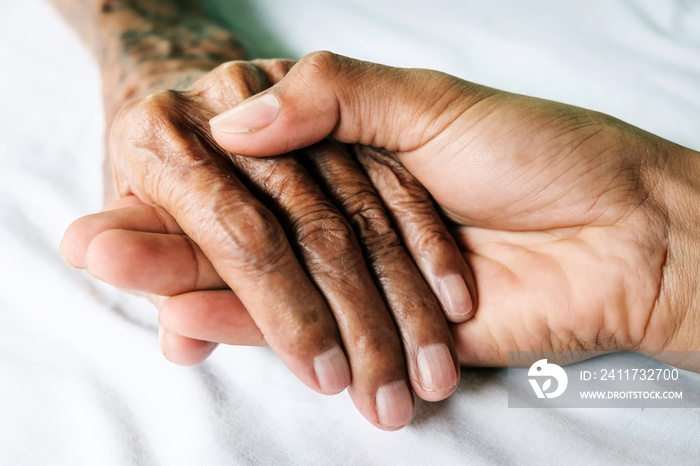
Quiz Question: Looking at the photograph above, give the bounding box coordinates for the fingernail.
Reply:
[58,242,79,269]
[314,346,351,394]
[438,274,473,319]
[376,380,413,428]
[159,327,167,357]
[417,344,458,392]
[209,93,279,133]
[83,262,102,282]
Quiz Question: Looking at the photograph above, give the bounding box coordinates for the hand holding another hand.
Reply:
[63,50,700,431]
[209,52,700,366]
[61,59,477,430]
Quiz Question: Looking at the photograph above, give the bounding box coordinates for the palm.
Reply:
[399,95,669,365]
[449,222,659,365]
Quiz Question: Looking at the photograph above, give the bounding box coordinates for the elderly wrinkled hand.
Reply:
[60,59,478,430]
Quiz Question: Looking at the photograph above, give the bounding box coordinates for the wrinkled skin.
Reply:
[61,59,479,430]
[207,52,700,368]
[64,51,700,433]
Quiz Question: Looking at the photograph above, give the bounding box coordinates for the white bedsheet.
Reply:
[1,0,699,464]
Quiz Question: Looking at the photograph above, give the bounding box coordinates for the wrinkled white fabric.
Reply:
[1,0,699,464]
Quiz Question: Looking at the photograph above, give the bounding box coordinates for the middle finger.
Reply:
[225,143,414,430]
[299,140,460,401]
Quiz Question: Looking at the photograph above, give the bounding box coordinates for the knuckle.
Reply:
[257,162,297,199]
[390,196,440,223]
[214,60,253,84]
[363,229,403,264]
[352,208,402,256]
[111,90,188,198]
[356,147,429,201]
[299,50,344,82]
[295,208,355,248]
[292,206,361,267]
[357,145,404,170]
[252,58,296,82]
[214,201,288,274]
[342,190,388,230]
[340,190,404,259]
[139,89,180,117]
[202,61,266,108]
[413,226,454,253]
[120,90,184,149]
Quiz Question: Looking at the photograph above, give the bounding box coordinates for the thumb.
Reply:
[209,51,489,156]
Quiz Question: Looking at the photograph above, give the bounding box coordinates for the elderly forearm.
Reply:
[47,0,247,201]
[47,0,246,119]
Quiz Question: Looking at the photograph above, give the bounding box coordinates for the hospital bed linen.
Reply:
[1,0,699,463]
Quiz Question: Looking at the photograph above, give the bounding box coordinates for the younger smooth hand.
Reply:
[208,52,700,367]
